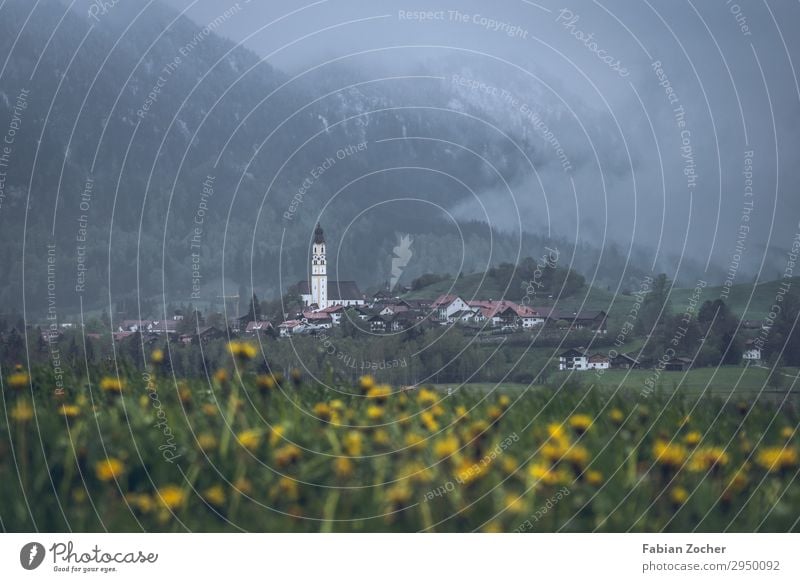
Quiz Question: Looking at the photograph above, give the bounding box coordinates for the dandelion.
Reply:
[274,444,301,467]
[7,371,29,389]
[546,423,567,441]
[385,484,412,507]
[10,400,33,422]
[568,414,592,435]
[333,457,354,478]
[151,349,164,364]
[372,429,391,446]
[399,461,433,484]
[202,403,218,417]
[434,435,460,459]
[58,404,81,420]
[564,445,590,470]
[313,402,332,421]
[99,377,124,394]
[688,446,729,473]
[256,374,276,392]
[343,431,363,456]
[197,433,217,452]
[684,431,702,447]
[366,405,384,421]
[504,493,525,514]
[652,440,687,469]
[498,394,511,409]
[237,429,260,452]
[277,476,299,501]
[269,425,286,447]
[417,388,438,406]
[585,470,604,486]
[420,411,439,432]
[487,406,502,422]
[528,462,563,487]
[755,446,798,473]
[366,384,392,404]
[233,477,253,496]
[290,368,302,386]
[95,458,125,482]
[454,405,469,422]
[780,426,795,440]
[609,408,625,425]
[203,485,226,507]
[213,368,228,384]
[227,341,257,361]
[126,493,155,513]
[358,375,375,392]
[405,432,426,451]
[669,486,688,505]
[158,485,186,510]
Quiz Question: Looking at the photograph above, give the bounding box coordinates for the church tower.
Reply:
[310,223,327,309]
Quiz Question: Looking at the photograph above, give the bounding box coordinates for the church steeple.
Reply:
[314,223,325,244]
[311,223,327,308]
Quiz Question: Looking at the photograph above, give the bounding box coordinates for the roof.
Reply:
[245,321,273,332]
[303,311,332,321]
[559,347,587,357]
[279,319,303,328]
[314,223,325,244]
[431,294,462,308]
[296,280,363,300]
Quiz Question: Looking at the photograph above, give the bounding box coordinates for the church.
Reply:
[297,223,365,310]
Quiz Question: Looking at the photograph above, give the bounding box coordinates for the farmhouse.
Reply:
[559,348,589,371]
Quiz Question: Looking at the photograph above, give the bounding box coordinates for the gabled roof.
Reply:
[245,321,273,332]
[559,347,587,358]
[431,294,462,308]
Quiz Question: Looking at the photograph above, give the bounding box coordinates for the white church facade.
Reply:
[297,224,365,310]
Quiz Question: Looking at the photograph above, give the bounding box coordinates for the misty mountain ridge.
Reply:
[0,0,784,319]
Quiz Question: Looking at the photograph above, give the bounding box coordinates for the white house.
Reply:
[431,294,470,321]
[742,340,762,362]
[559,348,589,371]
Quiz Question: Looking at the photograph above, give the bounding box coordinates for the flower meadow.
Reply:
[1,345,799,532]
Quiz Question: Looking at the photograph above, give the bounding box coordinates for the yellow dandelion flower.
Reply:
[528,462,561,486]
[358,375,375,392]
[366,405,384,421]
[237,429,260,452]
[233,477,252,496]
[487,405,502,421]
[434,435,460,459]
[333,457,354,478]
[498,394,511,409]
[99,377,124,394]
[688,446,729,473]
[158,485,186,510]
[7,371,30,389]
[126,493,155,513]
[501,456,519,475]
[609,408,625,425]
[385,484,412,506]
[313,402,332,421]
[568,414,593,434]
[454,405,469,422]
[269,425,286,447]
[455,459,487,484]
[277,476,299,500]
[95,458,124,482]
[151,349,164,364]
[417,388,438,406]
[372,429,391,446]
[343,431,363,456]
[780,426,795,440]
[197,433,217,452]
[405,432,426,451]
[201,403,218,417]
[504,493,525,514]
[366,384,392,403]
[274,444,301,467]
[684,431,702,447]
[421,411,439,432]
[756,446,798,473]
[256,374,276,391]
[213,368,228,384]
[10,400,34,423]
[585,469,604,486]
[565,445,591,469]
[652,439,687,468]
[669,486,689,505]
[58,404,81,419]
[546,423,567,441]
[203,485,226,507]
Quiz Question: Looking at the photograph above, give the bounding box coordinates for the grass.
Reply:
[2,355,800,532]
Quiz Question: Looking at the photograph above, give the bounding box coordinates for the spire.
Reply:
[314,222,325,244]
